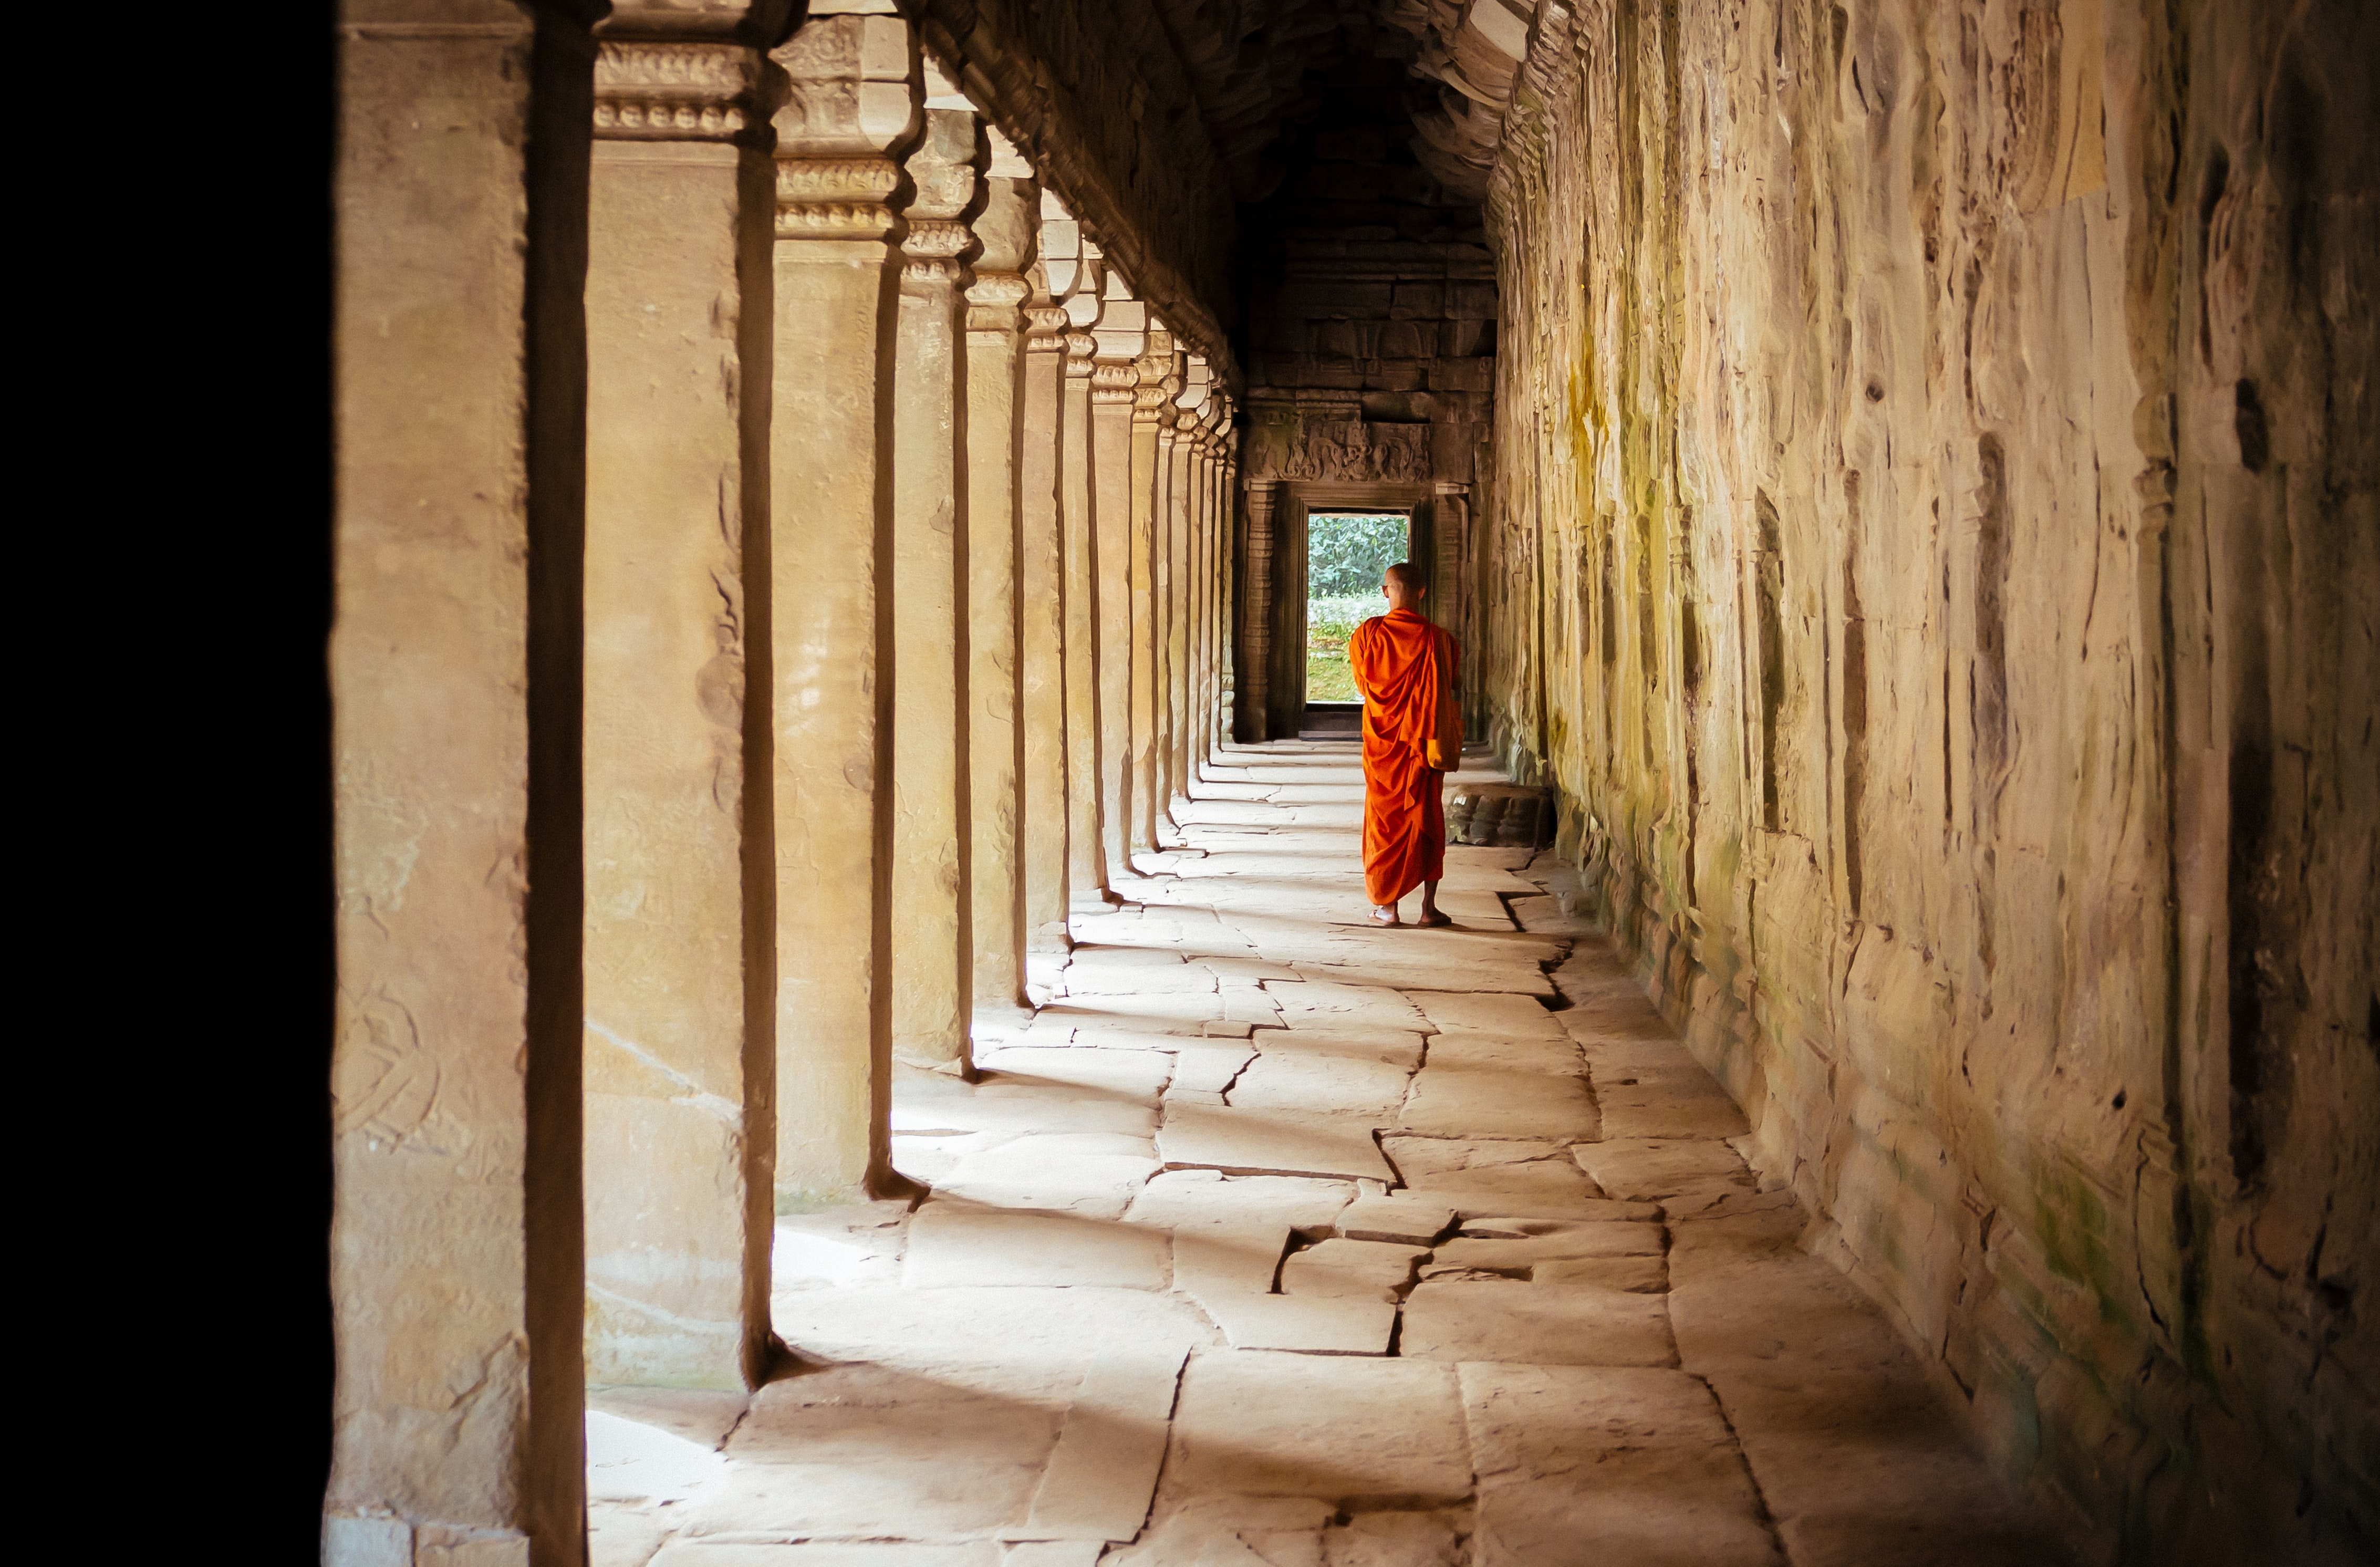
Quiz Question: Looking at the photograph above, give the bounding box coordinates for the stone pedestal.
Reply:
[1019,273,1073,947]
[328,4,594,1561]
[766,8,919,1200]
[888,101,983,1064]
[963,133,1036,1008]
[581,29,778,1393]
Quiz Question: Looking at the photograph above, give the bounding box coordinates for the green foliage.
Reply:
[1303,514,1406,704]
[1306,512,1410,597]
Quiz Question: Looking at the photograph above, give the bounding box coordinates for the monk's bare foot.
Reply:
[1415,908,1451,927]
[1370,905,1401,926]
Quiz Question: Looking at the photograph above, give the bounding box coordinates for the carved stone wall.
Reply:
[1475,2,2377,1560]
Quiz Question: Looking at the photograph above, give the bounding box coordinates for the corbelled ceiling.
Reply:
[1147,0,1537,203]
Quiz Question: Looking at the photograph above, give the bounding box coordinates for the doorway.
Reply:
[1301,510,1410,736]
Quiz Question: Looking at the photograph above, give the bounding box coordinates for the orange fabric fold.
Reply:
[1349,607,1456,907]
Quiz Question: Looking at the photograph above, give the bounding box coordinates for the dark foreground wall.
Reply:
[1475,1,2376,1559]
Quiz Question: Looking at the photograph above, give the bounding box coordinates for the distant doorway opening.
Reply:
[1301,510,1410,735]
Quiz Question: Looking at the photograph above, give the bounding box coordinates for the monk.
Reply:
[1347,562,1458,926]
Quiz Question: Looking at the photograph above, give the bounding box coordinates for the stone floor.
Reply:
[589,743,2069,1566]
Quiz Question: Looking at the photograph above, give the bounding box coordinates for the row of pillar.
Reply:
[331,4,1243,1556]
[578,9,1240,1393]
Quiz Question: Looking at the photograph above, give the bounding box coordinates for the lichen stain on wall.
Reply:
[1475,1,2376,1561]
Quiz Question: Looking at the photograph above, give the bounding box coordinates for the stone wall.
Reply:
[1474,0,2376,1560]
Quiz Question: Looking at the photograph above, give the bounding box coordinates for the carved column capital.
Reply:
[1025,304,1072,351]
[965,271,1032,332]
[1064,332,1099,377]
[774,157,905,239]
[1132,334,1181,427]
[595,39,778,143]
[770,11,921,244]
[1091,361,1139,403]
[899,105,983,289]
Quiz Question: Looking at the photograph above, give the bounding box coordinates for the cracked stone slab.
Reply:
[1556,992,1677,1044]
[1109,1499,1471,1567]
[1593,1083,1753,1140]
[1458,1364,1781,1565]
[1039,992,1229,1036]
[1401,1278,1677,1366]
[685,1362,1062,1542]
[1417,1030,1584,1074]
[1429,1220,1666,1272]
[1127,1169,1355,1301]
[1383,1136,1607,1218]
[1398,1066,1599,1140]
[1668,1212,2062,1565]
[653,1545,1002,1566]
[1244,1024,1428,1070]
[1279,1237,1428,1300]
[1167,1042,1257,1102]
[1266,977,1435,1033]
[1162,1353,1471,1509]
[1229,1050,1415,1116]
[937,1132,1162,1219]
[894,1067,1158,1139]
[1017,1344,1191,1542]
[1159,1104,1396,1183]
[902,1202,1169,1290]
[1199,1290,1398,1354]
[769,1287,1210,1397]
[969,1047,1173,1106]
[1572,1138,1755,1204]
[773,1202,911,1292]
[1297,956,1560,998]
[1414,992,1568,1039]
[1336,1192,1457,1245]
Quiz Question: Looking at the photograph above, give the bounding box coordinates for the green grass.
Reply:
[1306,593,1387,704]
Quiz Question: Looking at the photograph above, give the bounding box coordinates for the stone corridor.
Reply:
[330,2,2377,1561]
[586,745,2060,1566]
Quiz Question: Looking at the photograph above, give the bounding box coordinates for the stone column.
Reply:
[1127,332,1180,857]
[767,7,919,1200]
[1242,477,1279,742]
[1150,393,1179,837]
[963,128,1035,1015]
[329,3,593,1560]
[1059,241,1111,905]
[1089,269,1147,880]
[888,89,984,1065]
[1215,404,1239,754]
[1018,257,1073,948]
[1166,359,1208,817]
[1207,403,1232,760]
[581,16,782,1394]
[1221,437,1240,747]
[1185,409,1209,766]
[1432,481,1471,717]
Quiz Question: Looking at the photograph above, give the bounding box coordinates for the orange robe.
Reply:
[1349,608,1455,906]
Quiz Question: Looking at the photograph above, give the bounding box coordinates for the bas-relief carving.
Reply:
[1249,412,1432,483]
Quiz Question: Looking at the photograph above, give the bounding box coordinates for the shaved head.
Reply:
[1383,561,1424,608]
